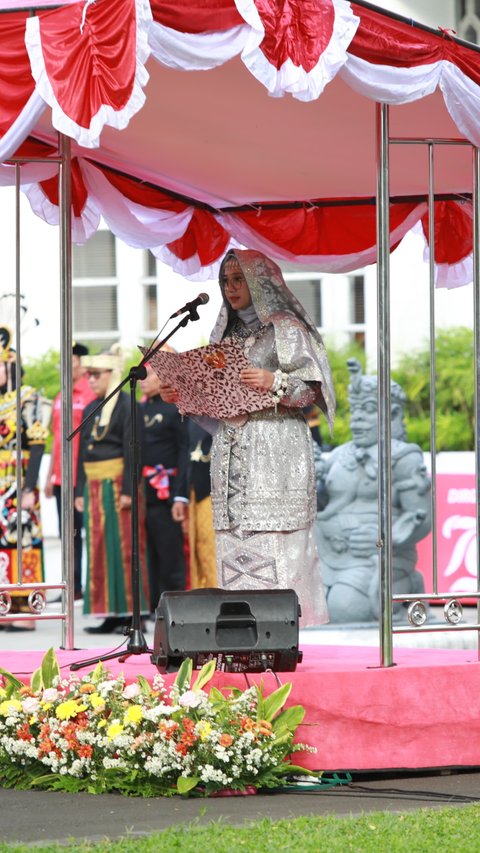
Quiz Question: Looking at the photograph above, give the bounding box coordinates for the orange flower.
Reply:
[38,738,55,755]
[219,734,234,748]
[79,683,95,694]
[16,723,33,741]
[77,744,93,759]
[240,717,255,731]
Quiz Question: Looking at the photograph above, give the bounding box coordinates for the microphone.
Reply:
[170,293,210,319]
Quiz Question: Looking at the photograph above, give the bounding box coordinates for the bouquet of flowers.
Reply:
[0,649,317,797]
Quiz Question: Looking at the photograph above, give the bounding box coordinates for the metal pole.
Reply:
[473,146,480,661]
[58,133,74,650]
[376,103,394,666]
[427,144,438,594]
[14,165,23,586]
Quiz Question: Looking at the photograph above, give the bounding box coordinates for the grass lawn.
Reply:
[1,804,479,852]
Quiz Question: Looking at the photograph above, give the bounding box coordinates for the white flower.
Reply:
[42,688,59,703]
[20,697,39,714]
[178,690,202,709]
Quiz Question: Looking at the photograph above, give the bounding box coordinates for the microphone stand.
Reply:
[69,309,198,671]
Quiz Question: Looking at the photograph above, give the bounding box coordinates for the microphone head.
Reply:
[198,293,209,305]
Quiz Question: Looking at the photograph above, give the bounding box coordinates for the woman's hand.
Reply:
[74,496,84,513]
[21,490,35,511]
[119,494,132,510]
[159,382,180,404]
[240,367,274,392]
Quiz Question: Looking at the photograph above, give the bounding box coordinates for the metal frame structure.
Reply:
[1,113,480,661]
[376,105,480,665]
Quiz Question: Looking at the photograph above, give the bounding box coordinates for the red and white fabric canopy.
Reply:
[0,0,479,285]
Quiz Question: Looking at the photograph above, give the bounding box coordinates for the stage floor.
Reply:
[2,644,480,773]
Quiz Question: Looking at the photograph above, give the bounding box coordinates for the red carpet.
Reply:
[2,645,480,772]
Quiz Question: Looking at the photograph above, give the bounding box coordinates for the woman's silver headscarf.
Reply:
[210,249,335,429]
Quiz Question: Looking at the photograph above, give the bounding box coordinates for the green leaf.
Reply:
[272,705,305,733]
[30,668,43,693]
[192,660,216,692]
[40,648,60,689]
[260,682,292,722]
[91,662,105,683]
[174,658,193,693]
[177,775,200,794]
[207,686,225,702]
[137,675,152,696]
[0,667,24,693]
[272,764,322,777]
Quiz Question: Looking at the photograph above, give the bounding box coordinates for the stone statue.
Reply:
[315,359,431,623]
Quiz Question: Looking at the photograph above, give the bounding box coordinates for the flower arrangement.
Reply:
[0,649,317,797]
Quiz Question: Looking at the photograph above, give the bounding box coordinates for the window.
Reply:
[350,275,365,325]
[285,278,322,326]
[350,274,365,348]
[456,0,480,43]
[144,250,157,278]
[144,283,158,332]
[72,231,116,278]
[73,285,118,335]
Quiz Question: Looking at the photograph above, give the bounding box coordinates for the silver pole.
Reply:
[14,165,23,586]
[473,146,480,662]
[376,103,394,667]
[58,133,74,650]
[427,144,438,594]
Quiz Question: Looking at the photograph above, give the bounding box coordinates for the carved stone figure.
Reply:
[315,359,431,623]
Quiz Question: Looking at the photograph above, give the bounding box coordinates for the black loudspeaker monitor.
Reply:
[151,588,302,673]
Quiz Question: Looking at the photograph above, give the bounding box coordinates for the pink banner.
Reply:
[416,473,477,600]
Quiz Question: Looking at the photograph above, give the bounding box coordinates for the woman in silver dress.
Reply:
[163,249,335,626]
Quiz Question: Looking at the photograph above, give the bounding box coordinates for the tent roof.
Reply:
[1,0,479,283]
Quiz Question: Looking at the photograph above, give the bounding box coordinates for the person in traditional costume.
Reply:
[74,344,149,634]
[0,321,51,632]
[184,421,217,589]
[139,361,189,615]
[44,342,95,600]
[160,249,335,626]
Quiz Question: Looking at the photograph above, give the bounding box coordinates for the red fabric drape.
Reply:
[37,0,137,127]
[0,11,35,135]
[421,201,473,265]
[350,3,480,85]
[39,158,88,218]
[254,0,335,72]
[96,165,190,213]
[150,0,243,33]
[167,209,230,265]
[230,200,419,255]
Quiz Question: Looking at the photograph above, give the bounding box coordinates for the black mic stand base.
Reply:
[70,626,153,671]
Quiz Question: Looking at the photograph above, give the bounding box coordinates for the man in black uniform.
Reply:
[139,362,189,615]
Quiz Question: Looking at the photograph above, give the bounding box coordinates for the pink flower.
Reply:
[122,683,141,700]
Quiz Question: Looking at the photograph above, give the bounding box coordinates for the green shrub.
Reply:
[20,329,477,453]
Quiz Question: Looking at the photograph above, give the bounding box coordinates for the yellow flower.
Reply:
[0,699,22,715]
[98,719,107,729]
[124,705,143,725]
[29,716,36,724]
[56,700,85,720]
[89,693,105,709]
[196,721,212,741]
[42,702,52,711]
[107,722,124,740]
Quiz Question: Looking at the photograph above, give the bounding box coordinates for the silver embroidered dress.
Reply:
[209,249,335,627]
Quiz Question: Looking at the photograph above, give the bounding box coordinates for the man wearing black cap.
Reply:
[45,342,95,600]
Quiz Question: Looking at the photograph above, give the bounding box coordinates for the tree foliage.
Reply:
[21,329,476,453]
